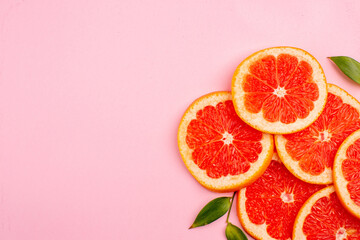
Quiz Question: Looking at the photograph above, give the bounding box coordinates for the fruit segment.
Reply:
[186,100,263,178]
[334,129,360,219]
[343,139,360,206]
[232,47,327,134]
[178,92,273,192]
[238,153,323,240]
[303,192,360,239]
[285,93,360,173]
[245,54,317,124]
[293,186,360,240]
[276,84,360,184]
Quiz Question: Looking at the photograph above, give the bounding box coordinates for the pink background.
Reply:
[0,0,360,239]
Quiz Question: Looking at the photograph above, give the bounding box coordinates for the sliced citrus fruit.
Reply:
[178,91,273,192]
[276,84,360,184]
[232,46,327,134]
[334,129,360,219]
[237,153,323,240]
[293,186,360,240]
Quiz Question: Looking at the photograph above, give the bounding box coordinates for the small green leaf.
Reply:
[189,197,231,229]
[225,222,248,240]
[329,56,360,84]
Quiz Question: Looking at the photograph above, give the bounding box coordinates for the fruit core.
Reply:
[222,132,233,145]
[336,228,347,240]
[273,87,287,98]
[318,130,332,142]
[281,192,294,203]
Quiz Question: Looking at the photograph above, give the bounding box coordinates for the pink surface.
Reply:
[0,0,360,239]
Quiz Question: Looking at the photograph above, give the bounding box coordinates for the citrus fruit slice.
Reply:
[232,46,327,134]
[276,84,360,184]
[237,153,323,240]
[178,91,273,192]
[293,186,360,240]
[334,129,360,219]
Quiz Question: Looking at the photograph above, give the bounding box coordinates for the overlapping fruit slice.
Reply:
[293,186,360,240]
[276,84,360,184]
[232,47,327,134]
[237,153,323,240]
[177,92,273,192]
[334,129,360,219]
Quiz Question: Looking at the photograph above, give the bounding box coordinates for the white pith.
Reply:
[178,91,273,192]
[281,192,294,203]
[333,128,360,219]
[273,86,287,98]
[232,47,328,134]
[222,131,233,145]
[276,84,360,185]
[336,228,347,240]
[317,130,332,142]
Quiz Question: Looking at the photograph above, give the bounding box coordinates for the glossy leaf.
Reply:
[225,222,248,240]
[329,56,360,84]
[189,197,231,229]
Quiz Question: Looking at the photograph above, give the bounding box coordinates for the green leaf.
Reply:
[329,56,360,84]
[225,222,248,240]
[189,197,231,229]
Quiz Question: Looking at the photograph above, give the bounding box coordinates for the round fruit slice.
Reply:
[232,46,327,134]
[276,84,360,184]
[237,153,323,240]
[293,186,360,240]
[334,129,360,219]
[178,91,273,192]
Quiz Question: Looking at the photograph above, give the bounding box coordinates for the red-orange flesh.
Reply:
[245,160,323,239]
[243,54,319,124]
[284,93,360,175]
[186,100,263,178]
[303,192,360,239]
[342,138,360,206]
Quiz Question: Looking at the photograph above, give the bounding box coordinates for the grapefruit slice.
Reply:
[232,46,327,134]
[334,129,360,219]
[237,153,323,240]
[293,186,360,240]
[276,84,360,184]
[178,91,273,192]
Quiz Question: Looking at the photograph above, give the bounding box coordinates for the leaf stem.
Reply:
[226,191,236,223]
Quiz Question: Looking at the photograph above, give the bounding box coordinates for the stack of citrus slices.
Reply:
[178,47,360,239]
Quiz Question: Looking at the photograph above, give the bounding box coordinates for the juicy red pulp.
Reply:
[186,100,263,178]
[342,138,360,206]
[245,160,323,240]
[243,54,319,124]
[285,93,360,176]
[303,192,360,239]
